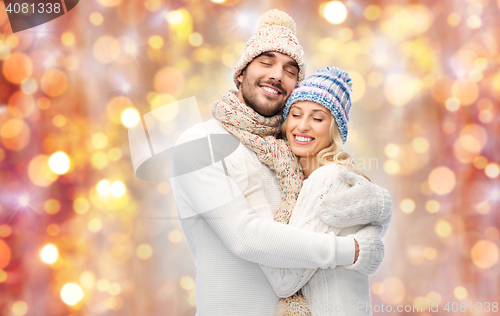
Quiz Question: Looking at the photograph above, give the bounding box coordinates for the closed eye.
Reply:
[313,118,323,122]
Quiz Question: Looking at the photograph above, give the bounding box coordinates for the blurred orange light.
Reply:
[0,224,12,238]
[0,239,11,269]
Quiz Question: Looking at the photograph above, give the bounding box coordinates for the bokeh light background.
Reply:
[0,0,499,315]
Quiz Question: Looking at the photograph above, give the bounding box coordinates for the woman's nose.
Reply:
[297,118,310,132]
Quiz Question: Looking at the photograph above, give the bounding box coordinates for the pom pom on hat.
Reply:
[233,9,306,88]
[257,9,296,34]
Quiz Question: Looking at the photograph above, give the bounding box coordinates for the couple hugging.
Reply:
[171,9,392,316]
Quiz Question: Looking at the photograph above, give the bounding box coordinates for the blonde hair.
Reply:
[280,115,371,181]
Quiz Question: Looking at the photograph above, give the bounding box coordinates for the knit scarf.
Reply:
[212,89,304,224]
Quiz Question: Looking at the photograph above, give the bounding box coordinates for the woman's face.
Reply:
[285,101,332,158]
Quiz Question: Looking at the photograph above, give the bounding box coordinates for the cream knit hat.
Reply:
[233,9,306,88]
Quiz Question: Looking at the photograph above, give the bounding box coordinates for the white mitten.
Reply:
[224,152,269,208]
[316,169,392,228]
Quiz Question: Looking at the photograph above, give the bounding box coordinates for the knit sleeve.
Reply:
[255,177,355,298]
[344,225,385,276]
[171,129,341,270]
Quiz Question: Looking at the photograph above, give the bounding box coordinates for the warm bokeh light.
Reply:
[40,244,59,264]
[385,143,400,157]
[447,13,461,26]
[121,108,141,128]
[48,151,71,175]
[471,240,498,269]
[425,200,440,213]
[44,199,61,215]
[180,276,195,291]
[28,155,58,187]
[168,230,183,243]
[411,137,429,153]
[0,270,7,283]
[167,10,184,25]
[3,52,32,84]
[46,224,60,236]
[383,160,400,175]
[80,271,96,289]
[88,218,103,233]
[435,220,452,237]
[97,180,111,195]
[0,239,11,269]
[423,247,437,260]
[189,33,203,47]
[485,163,499,178]
[60,283,84,306]
[111,181,126,197]
[0,224,12,238]
[90,12,104,25]
[148,35,164,49]
[73,197,90,215]
[61,32,76,46]
[428,167,456,195]
[364,5,381,21]
[323,1,348,24]
[400,199,415,214]
[136,244,153,260]
[91,133,108,149]
[11,301,28,316]
[454,286,468,300]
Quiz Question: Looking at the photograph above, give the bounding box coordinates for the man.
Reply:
[171,10,387,315]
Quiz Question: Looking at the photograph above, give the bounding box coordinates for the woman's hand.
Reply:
[224,152,269,208]
[315,166,393,228]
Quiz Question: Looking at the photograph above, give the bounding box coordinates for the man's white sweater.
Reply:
[171,119,385,316]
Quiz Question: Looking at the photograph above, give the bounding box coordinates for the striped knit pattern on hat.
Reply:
[233,9,306,88]
[282,67,353,143]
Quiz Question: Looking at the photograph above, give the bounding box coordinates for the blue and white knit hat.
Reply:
[282,67,353,143]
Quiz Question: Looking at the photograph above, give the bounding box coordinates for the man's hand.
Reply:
[354,239,359,264]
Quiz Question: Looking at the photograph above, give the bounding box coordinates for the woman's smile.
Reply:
[292,133,315,145]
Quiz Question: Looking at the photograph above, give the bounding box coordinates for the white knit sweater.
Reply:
[171,119,389,316]
[258,163,392,316]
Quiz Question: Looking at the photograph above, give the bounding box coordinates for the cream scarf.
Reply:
[211,89,304,224]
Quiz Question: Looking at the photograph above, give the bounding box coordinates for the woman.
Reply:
[212,67,392,315]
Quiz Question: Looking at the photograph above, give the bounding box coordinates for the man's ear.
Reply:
[237,72,243,85]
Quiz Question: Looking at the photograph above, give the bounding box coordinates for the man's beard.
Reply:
[240,76,287,117]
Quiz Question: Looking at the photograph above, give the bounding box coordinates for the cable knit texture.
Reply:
[256,163,391,316]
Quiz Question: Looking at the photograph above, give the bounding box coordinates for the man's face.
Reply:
[236,52,299,117]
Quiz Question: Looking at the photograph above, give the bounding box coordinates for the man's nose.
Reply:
[267,65,284,83]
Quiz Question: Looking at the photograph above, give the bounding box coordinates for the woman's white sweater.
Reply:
[256,163,392,316]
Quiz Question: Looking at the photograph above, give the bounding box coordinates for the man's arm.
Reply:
[170,130,354,270]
